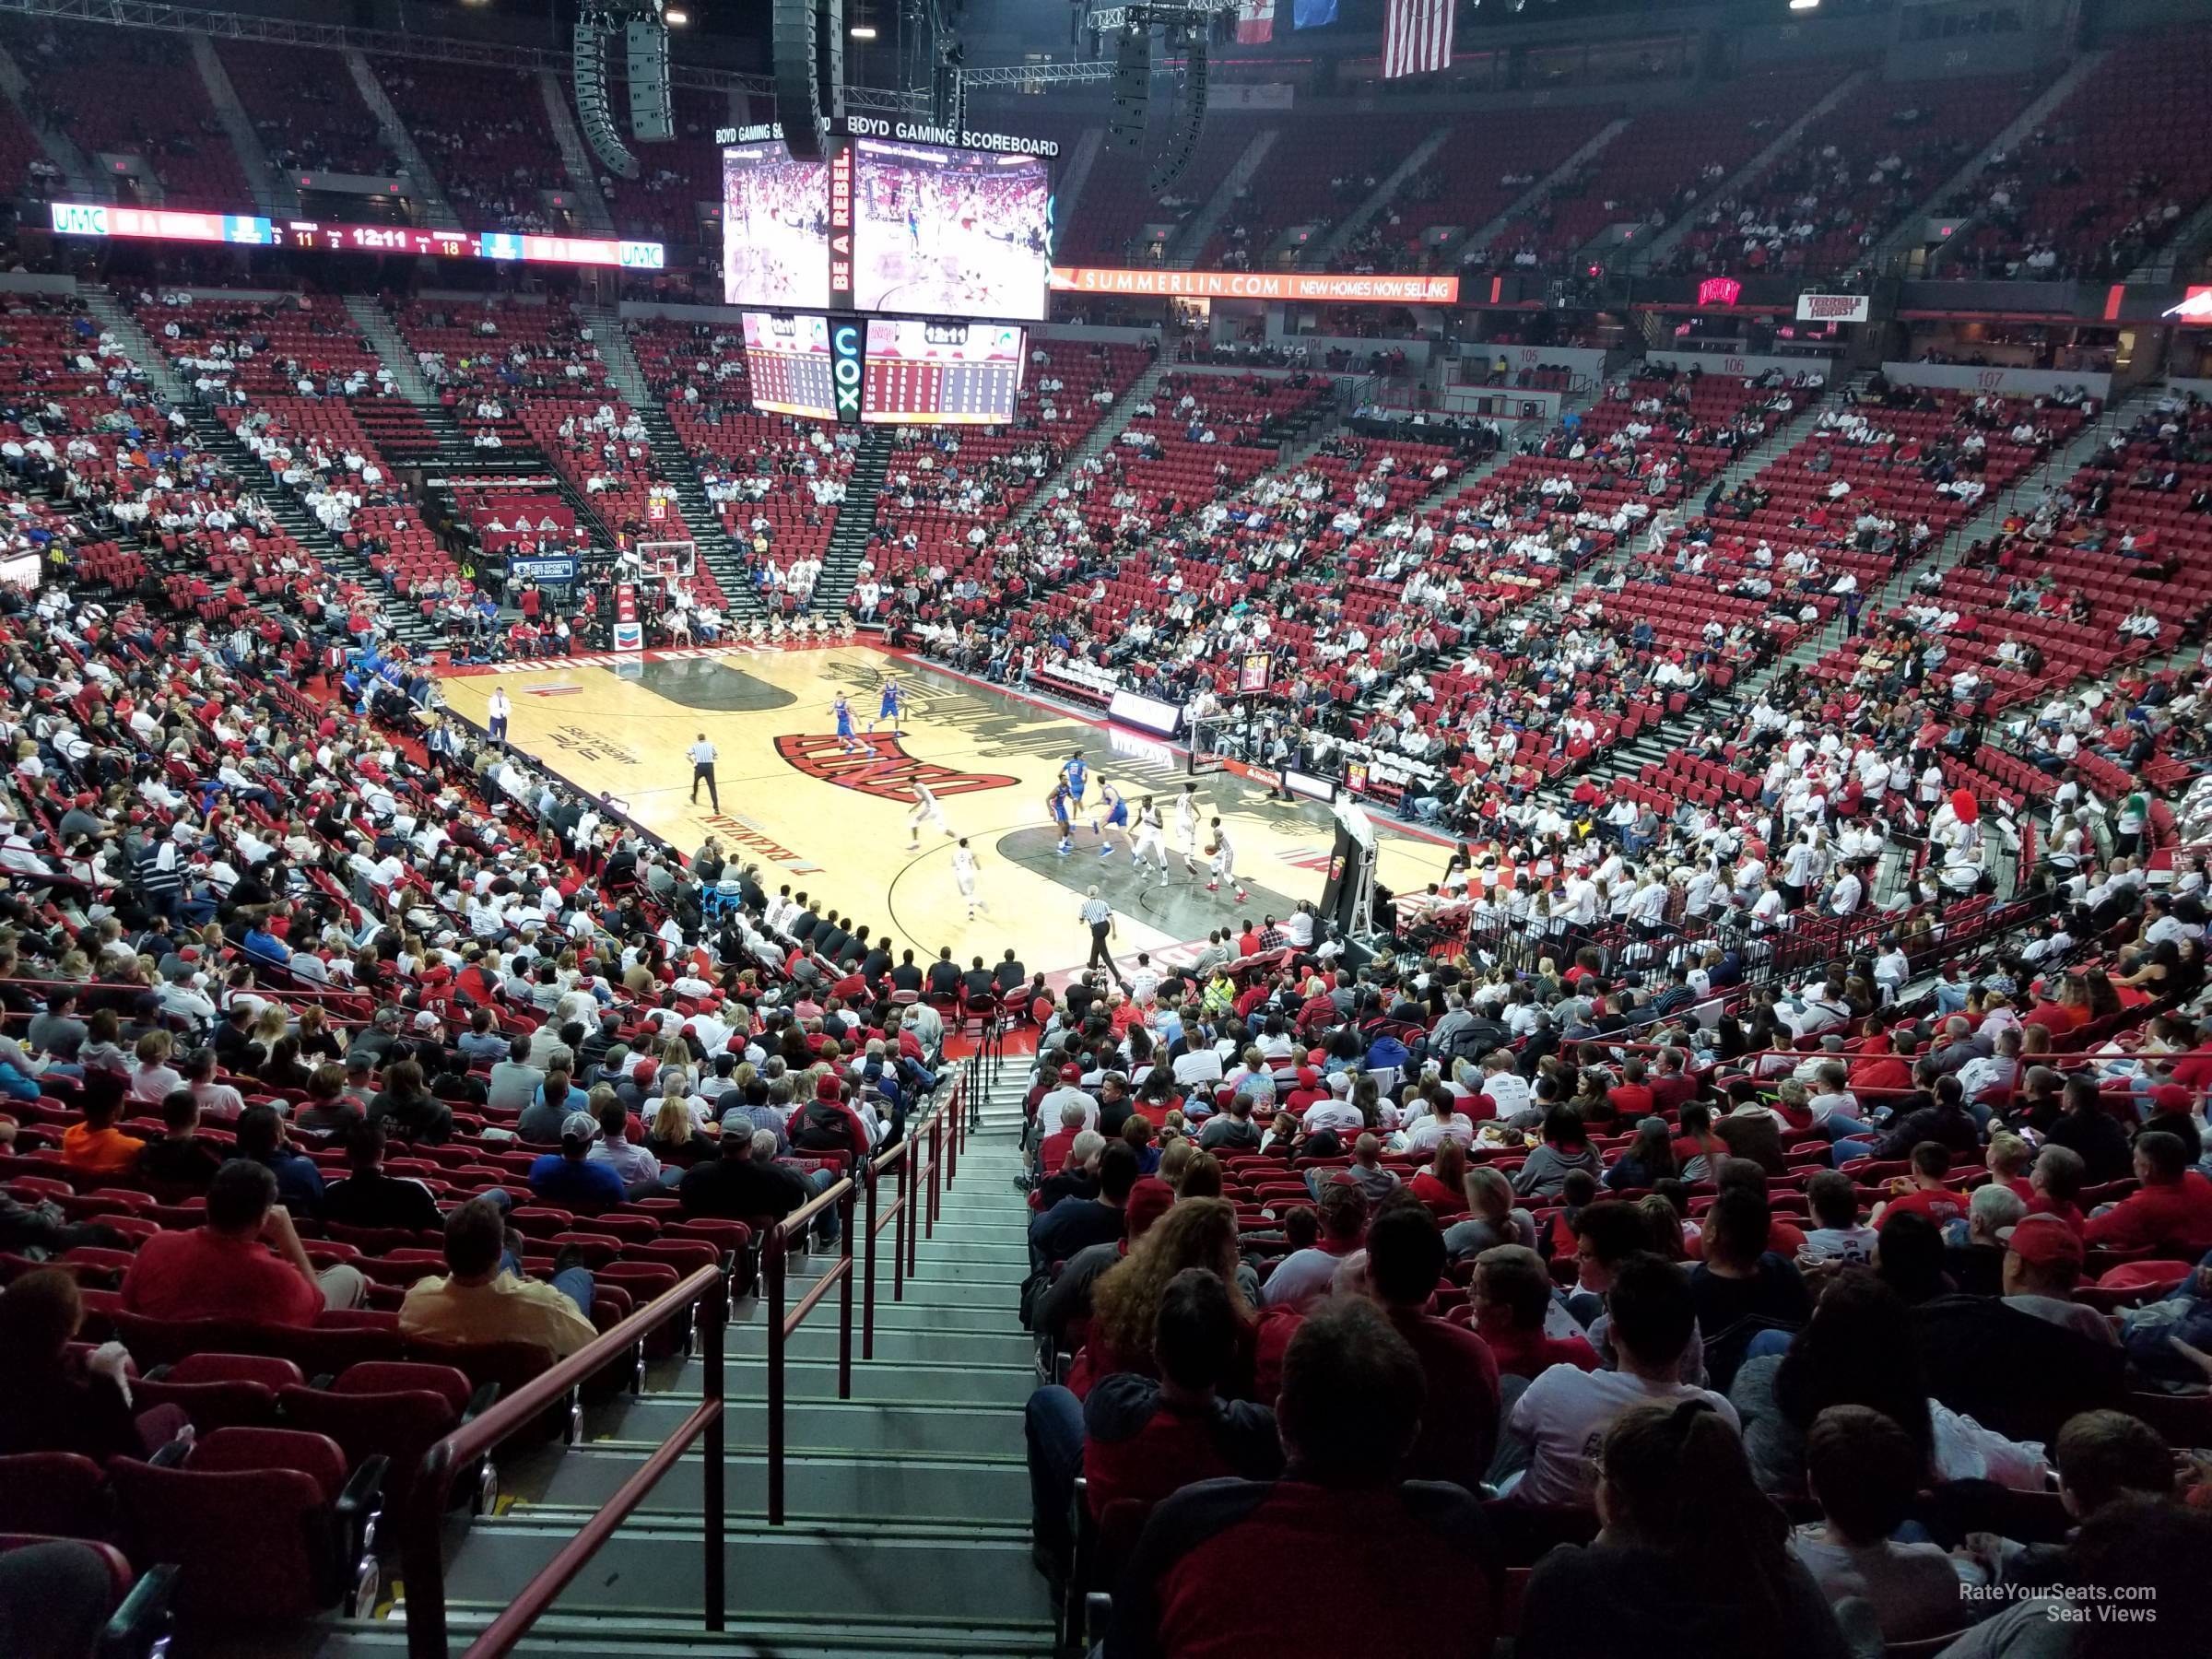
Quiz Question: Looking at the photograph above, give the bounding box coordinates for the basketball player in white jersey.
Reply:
[1175,783,1206,876]
[1206,817,1248,903]
[1130,794,1171,883]
[907,779,952,851]
[952,837,987,921]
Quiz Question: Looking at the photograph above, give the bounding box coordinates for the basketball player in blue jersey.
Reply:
[868,676,905,735]
[1048,782,1075,856]
[1094,778,1131,859]
[832,693,862,754]
[1061,752,1088,817]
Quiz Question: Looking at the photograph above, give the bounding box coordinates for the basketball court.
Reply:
[435,642,1451,977]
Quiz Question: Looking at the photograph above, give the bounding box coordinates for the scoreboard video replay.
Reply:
[723,127,1049,429]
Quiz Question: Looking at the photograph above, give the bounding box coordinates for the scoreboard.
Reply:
[738,313,837,422]
[861,320,1024,427]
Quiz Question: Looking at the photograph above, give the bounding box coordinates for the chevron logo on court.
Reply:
[772,734,1019,805]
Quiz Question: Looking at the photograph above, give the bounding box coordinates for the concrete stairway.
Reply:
[76,287,185,404]
[1629,68,1870,273]
[0,43,99,197]
[319,1079,1053,1658]
[1851,51,2109,282]
[343,295,435,404]
[1462,116,1629,265]
[810,429,896,617]
[1302,125,1455,269]
[347,50,464,232]
[1166,128,1278,269]
[995,357,1171,542]
[190,33,289,218]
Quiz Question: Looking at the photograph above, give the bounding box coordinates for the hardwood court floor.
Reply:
[437,644,1449,976]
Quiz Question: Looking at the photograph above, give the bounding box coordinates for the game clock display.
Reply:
[861,320,1024,426]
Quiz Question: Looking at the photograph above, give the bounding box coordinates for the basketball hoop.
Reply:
[635,539,697,594]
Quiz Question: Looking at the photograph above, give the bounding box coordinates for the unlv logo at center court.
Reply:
[773,734,1018,805]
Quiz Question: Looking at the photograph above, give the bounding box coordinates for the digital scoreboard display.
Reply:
[719,135,1048,322]
[47,202,663,270]
[739,312,837,421]
[861,320,1024,426]
[721,142,830,310]
[850,140,1050,322]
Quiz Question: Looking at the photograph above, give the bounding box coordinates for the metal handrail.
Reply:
[763,1170,855,1526]
[386,1064,981,1655]
[398,1262,729,1659]
[761,1067,973,1522]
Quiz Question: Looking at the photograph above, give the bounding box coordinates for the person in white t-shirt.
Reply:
[1505,1253,1737,1505]
[1797,1171,1878,1267]
[1478,1053,1533,1124]
[1300,1079,1365,1138]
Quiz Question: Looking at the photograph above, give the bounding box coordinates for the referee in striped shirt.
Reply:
[1078,888,1126,988]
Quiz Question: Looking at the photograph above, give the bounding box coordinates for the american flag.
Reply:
[1236,0,1275,44]
[1382,0,1454,79]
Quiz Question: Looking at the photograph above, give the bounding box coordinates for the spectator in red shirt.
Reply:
[1103,1298,1500,1659]
[1406,1137,1471,1218]
[1035,1098,1089,1182]
[1470,1243,1601,1379]
[2083,1132,2212,1257]
[119,1159,368,1324]
[2023,973,2094,1038]
[1847,1031,1912,1100]
[1359,1197,1502,1489]
[1872,1144,1971,1232]
[1649,1047,1700,1115]
[1607,1056,1656,1122]
[2167,1020,2212,1092]
[1079,1267,1282,1518]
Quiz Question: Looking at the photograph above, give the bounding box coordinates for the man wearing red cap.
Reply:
[790,1073,871,1163]
[2000,1213,2116,1348]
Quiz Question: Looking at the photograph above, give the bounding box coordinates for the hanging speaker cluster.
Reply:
[1147,27,1206,194]
[1108,22,1149,153]
[627,18,673,144]
[574,1,674,179]
[774,0,847,161]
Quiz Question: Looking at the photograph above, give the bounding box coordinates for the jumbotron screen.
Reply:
[862,320,1026,426]
[723,143,830,310]
[852,140,1050,321]
[739,313,836,421]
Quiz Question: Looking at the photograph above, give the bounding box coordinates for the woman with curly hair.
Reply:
[1071,1196,1249,1397]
